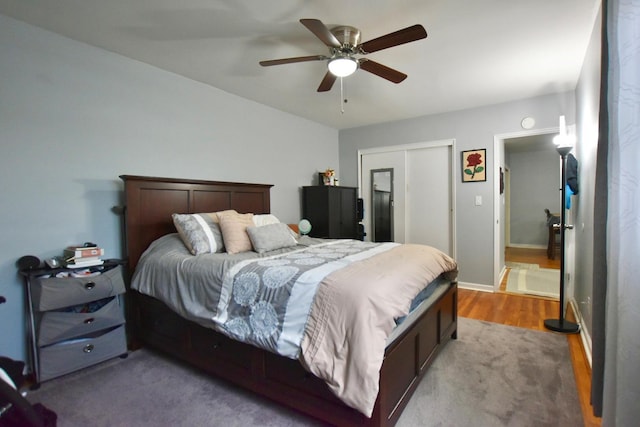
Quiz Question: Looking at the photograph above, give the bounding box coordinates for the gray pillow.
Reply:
[172,213,225,254]
[247,223,297,253]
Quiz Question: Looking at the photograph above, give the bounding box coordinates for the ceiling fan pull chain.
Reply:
[340,77,346,114]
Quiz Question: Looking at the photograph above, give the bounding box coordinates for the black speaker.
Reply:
[17,255,41,271]
[356,198,364,221]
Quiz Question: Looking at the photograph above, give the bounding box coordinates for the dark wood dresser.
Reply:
[302,186,358,239]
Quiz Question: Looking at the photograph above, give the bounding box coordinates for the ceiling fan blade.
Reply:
[358,24,427,54]
[259,55,326,66]
[300,19,341,48]
[359,60,407,83]
[317,71,337,92]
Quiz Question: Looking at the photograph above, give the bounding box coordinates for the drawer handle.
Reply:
[84,282,96,290]
[84,317,95,325]
[83,344,94,353]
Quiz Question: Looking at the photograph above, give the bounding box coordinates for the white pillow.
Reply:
[252,214,281,227]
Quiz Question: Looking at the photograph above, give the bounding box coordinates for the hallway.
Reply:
[500,247,560,292]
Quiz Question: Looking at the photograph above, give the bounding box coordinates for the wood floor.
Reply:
[458,247,601,427]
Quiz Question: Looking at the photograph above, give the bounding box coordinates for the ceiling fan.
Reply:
[259,19,427,92]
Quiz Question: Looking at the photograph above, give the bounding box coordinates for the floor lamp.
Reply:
[544,117,580,334]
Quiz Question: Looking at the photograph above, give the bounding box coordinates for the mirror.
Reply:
[371,168,394,242]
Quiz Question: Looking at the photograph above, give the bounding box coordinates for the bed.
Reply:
[120,175,458,427]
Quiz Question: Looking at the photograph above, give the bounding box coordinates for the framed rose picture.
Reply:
[461,149,487,182]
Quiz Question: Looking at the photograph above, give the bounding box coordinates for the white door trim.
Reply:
[358,139,456,259]
[493,127,559,291]
[357,139,455,194]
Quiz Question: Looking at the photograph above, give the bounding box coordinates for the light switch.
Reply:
[475,195,482,206]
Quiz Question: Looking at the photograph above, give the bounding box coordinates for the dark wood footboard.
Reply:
[130,281,457,427]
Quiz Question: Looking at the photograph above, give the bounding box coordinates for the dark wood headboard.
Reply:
[120,175,272,273]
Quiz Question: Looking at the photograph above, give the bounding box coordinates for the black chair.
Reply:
[545,209,561,259]
[0,357,56,427]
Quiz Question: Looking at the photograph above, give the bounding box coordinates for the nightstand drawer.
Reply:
[32,266,125,311]
[38,297,125,346]
[39,325,127,382]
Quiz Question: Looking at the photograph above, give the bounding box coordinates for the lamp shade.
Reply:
[553,115,576,148]
[328,57,358,77]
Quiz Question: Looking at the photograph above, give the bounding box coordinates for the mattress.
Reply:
[132,233,450,350]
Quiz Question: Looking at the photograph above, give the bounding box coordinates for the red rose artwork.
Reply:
[462,149,486,181]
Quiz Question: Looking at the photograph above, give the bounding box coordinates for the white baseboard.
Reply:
[499,265,508,285]
[458,281,494,292]
[507,243,547,249]
[570,298,593,368]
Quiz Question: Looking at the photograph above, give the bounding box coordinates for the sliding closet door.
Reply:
[360,141,454,252]
[361,151,406,242]
[406,145,453,255]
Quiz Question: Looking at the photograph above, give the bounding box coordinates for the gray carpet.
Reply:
[27,318,583,426]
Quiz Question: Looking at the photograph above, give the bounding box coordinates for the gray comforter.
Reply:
[131,234,396,358]
[131,233,458,416]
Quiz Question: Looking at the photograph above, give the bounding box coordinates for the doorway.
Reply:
[494,128,563,293]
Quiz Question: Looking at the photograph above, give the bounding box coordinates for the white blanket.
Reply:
[300,244,458,416]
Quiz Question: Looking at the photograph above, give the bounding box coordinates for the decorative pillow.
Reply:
[253,213,300,239]
[252,214,281,227]
[172,213,228,255]
[247,223,298,253]
[217,212,255,254]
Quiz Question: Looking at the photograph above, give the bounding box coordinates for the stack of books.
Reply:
[64,245,105,268]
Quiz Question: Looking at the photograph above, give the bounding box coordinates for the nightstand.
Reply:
[20,259,127,387]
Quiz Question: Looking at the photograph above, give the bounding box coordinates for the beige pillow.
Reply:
[218,212,255,254]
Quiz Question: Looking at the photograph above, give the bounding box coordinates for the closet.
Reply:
[359,140,455,256]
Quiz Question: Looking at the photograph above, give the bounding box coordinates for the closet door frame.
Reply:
[357,139,457,258]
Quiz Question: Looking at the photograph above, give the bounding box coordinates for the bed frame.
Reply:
[120,175,457,427]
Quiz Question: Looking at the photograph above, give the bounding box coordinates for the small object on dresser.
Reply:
[64,244,105,268]
[17,255,41,271]
[44,257,61,269]
[322,168,336,186]
[64,245,104,260]
[298,219,312,236]
[65,258,104,268]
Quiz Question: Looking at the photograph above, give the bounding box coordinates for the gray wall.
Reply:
[506,144,561,247]
[339,93,575,288]
[0,15,338,362]
[573,6,602,342]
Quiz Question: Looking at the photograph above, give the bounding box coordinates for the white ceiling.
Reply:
[0,0,599,130]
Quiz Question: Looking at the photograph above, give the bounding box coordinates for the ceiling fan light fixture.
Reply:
[328,57,358,77]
